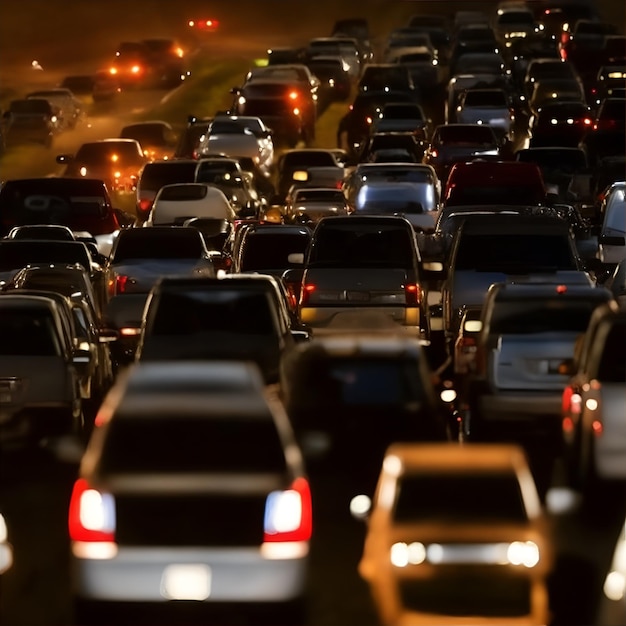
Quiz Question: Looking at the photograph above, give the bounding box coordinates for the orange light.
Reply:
[288,91,299,100]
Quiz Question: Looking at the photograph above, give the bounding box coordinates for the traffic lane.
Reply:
[1,443,624,626]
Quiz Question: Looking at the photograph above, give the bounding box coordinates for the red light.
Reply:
[556,284,567,294]
[137,198,153,215]
[68,479,115,543]
[110,275,129,296]
[562,386,573,414]
[562,416,573,433]
[300,283,316,306]
[263,477,312,543]
[592,420,603,436]
[430,149,438,158]
[405,283,421,306]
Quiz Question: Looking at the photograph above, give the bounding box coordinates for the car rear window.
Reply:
[240,232,310,271]
[139,162,198,190]
[99,416,287,473]
[393,473,528,523]
[157,184,209,201]
[112,230,204,261]
[0,309,61,356]
[150,289,276,335]
[310,222,416,268]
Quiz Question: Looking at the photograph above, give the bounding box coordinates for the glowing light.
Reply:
[586,398,598,411]
[79,490,115,533]
[350,494,371,518]
[264,490,302,534]
[507,541,540,567]
[160,564,211,600]
[604,571,626,601]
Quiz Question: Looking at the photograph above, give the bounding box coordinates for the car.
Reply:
[144,183,236,226]
[230,223,313,281]
[172,114,213,159]
[118,121,178,161]
[25,87,84,130]
[196,115,275,176]
[56,139,149,213]
[342,162,441,209]
[455,87,515,140]
[136,274,304,384]
[451,51,506,79]
[284,187,350,225]
[589,64,626,109]
[371,102,432,140]
[523,57,582,99]
[275,148,346,199]
[351,181,438,231]
[439,212,594,341]
[596,181,626,266]
[527,100,594,147]
[445,72,515,124]
[2,98,60,148]
[0,177,125,254]
[91,69,121,102]
[134,158,199,222]
[442,160,547,208]
[528,77,587,117]
[0,294,88,448]
[386,45,442,90]
[493,3,536,49]
[359,132,427,164]
[560,303,626,499]
[141,38,187,87]
[356,442,552,626]
[306,36,361,79]
[0,239,102,292]
[465,282,614,492]
[581,98,626,167]
[337,89,419,159]
[383,29,436,63]
[305,56,352,105]
[422,123,502,183]
[286,215,430,340]
[229,79,314,147]
[281,334,449,495]
[69,360,311,624]
[195,156,264,218]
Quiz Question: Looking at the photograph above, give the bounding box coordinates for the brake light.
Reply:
[300,283,316,306]
[583,117,592,126]
[404,283,421,306]
[68,479,116,543]
[288,90,299,101]
[137,198,153,216]
[459,336,477,353]
[263,477,312,543]
[108,275,129,297]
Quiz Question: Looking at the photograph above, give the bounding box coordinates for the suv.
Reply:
[2,98,61,148]
[69,360,311,624]
[287,215,430,339]
[465,283,614,466]
[440,213,592,340]
[136,275,304,383]
[0,294,87,447]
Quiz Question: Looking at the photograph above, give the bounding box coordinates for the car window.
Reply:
[99,416,287,473]
[393,473,528,523]
[150,289,277,335]
[112,231,204,261]
[0,309,61,356]
[240,233,310,271]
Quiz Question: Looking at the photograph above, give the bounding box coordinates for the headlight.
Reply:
[507,541,540,567]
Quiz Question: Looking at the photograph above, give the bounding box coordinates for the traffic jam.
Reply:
[0,0,624,624]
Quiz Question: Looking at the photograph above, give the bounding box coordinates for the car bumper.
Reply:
[71,544,308,603]
[300,305,420,330]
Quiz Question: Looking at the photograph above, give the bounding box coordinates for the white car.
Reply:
[356,442,552,626]
[144,183,236,226]
[455,87,515,140]
[196,115,274,175]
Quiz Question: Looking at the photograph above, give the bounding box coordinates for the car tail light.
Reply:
[68,479,116,543]
[300,283,316,306]
[263,477,312,543]
[430,149,438,158]
[137,198,153,216]
[108,275,129,297]
[404,283,422,306]
[459,336,477,353]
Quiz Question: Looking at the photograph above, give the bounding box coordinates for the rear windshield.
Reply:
[240,232,310,271]
[150,289,277,335]
[100,417,286,473]
[455,233,576,271]
[309,222,416,268]
[112,231,204,262]
[462,90,508,107]
[489,297,610,334]
[74,142,144,166]
[140,162,197,190]
[0,308,61,356]
[0,242,90,272]
[158,185,209,201]
[394,473,528,523]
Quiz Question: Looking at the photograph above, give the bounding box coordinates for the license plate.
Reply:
[347,291,370,302]
[160,564,211,601]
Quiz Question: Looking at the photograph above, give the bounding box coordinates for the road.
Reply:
[0,1,625,625]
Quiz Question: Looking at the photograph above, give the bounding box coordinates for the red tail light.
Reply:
[300,283,316,306]
[137,198,153,216]
[108,275,129,297]
[459,336,477,353]
[263,477,312,543]
[404,283,422,306]
[68,479,116,543]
